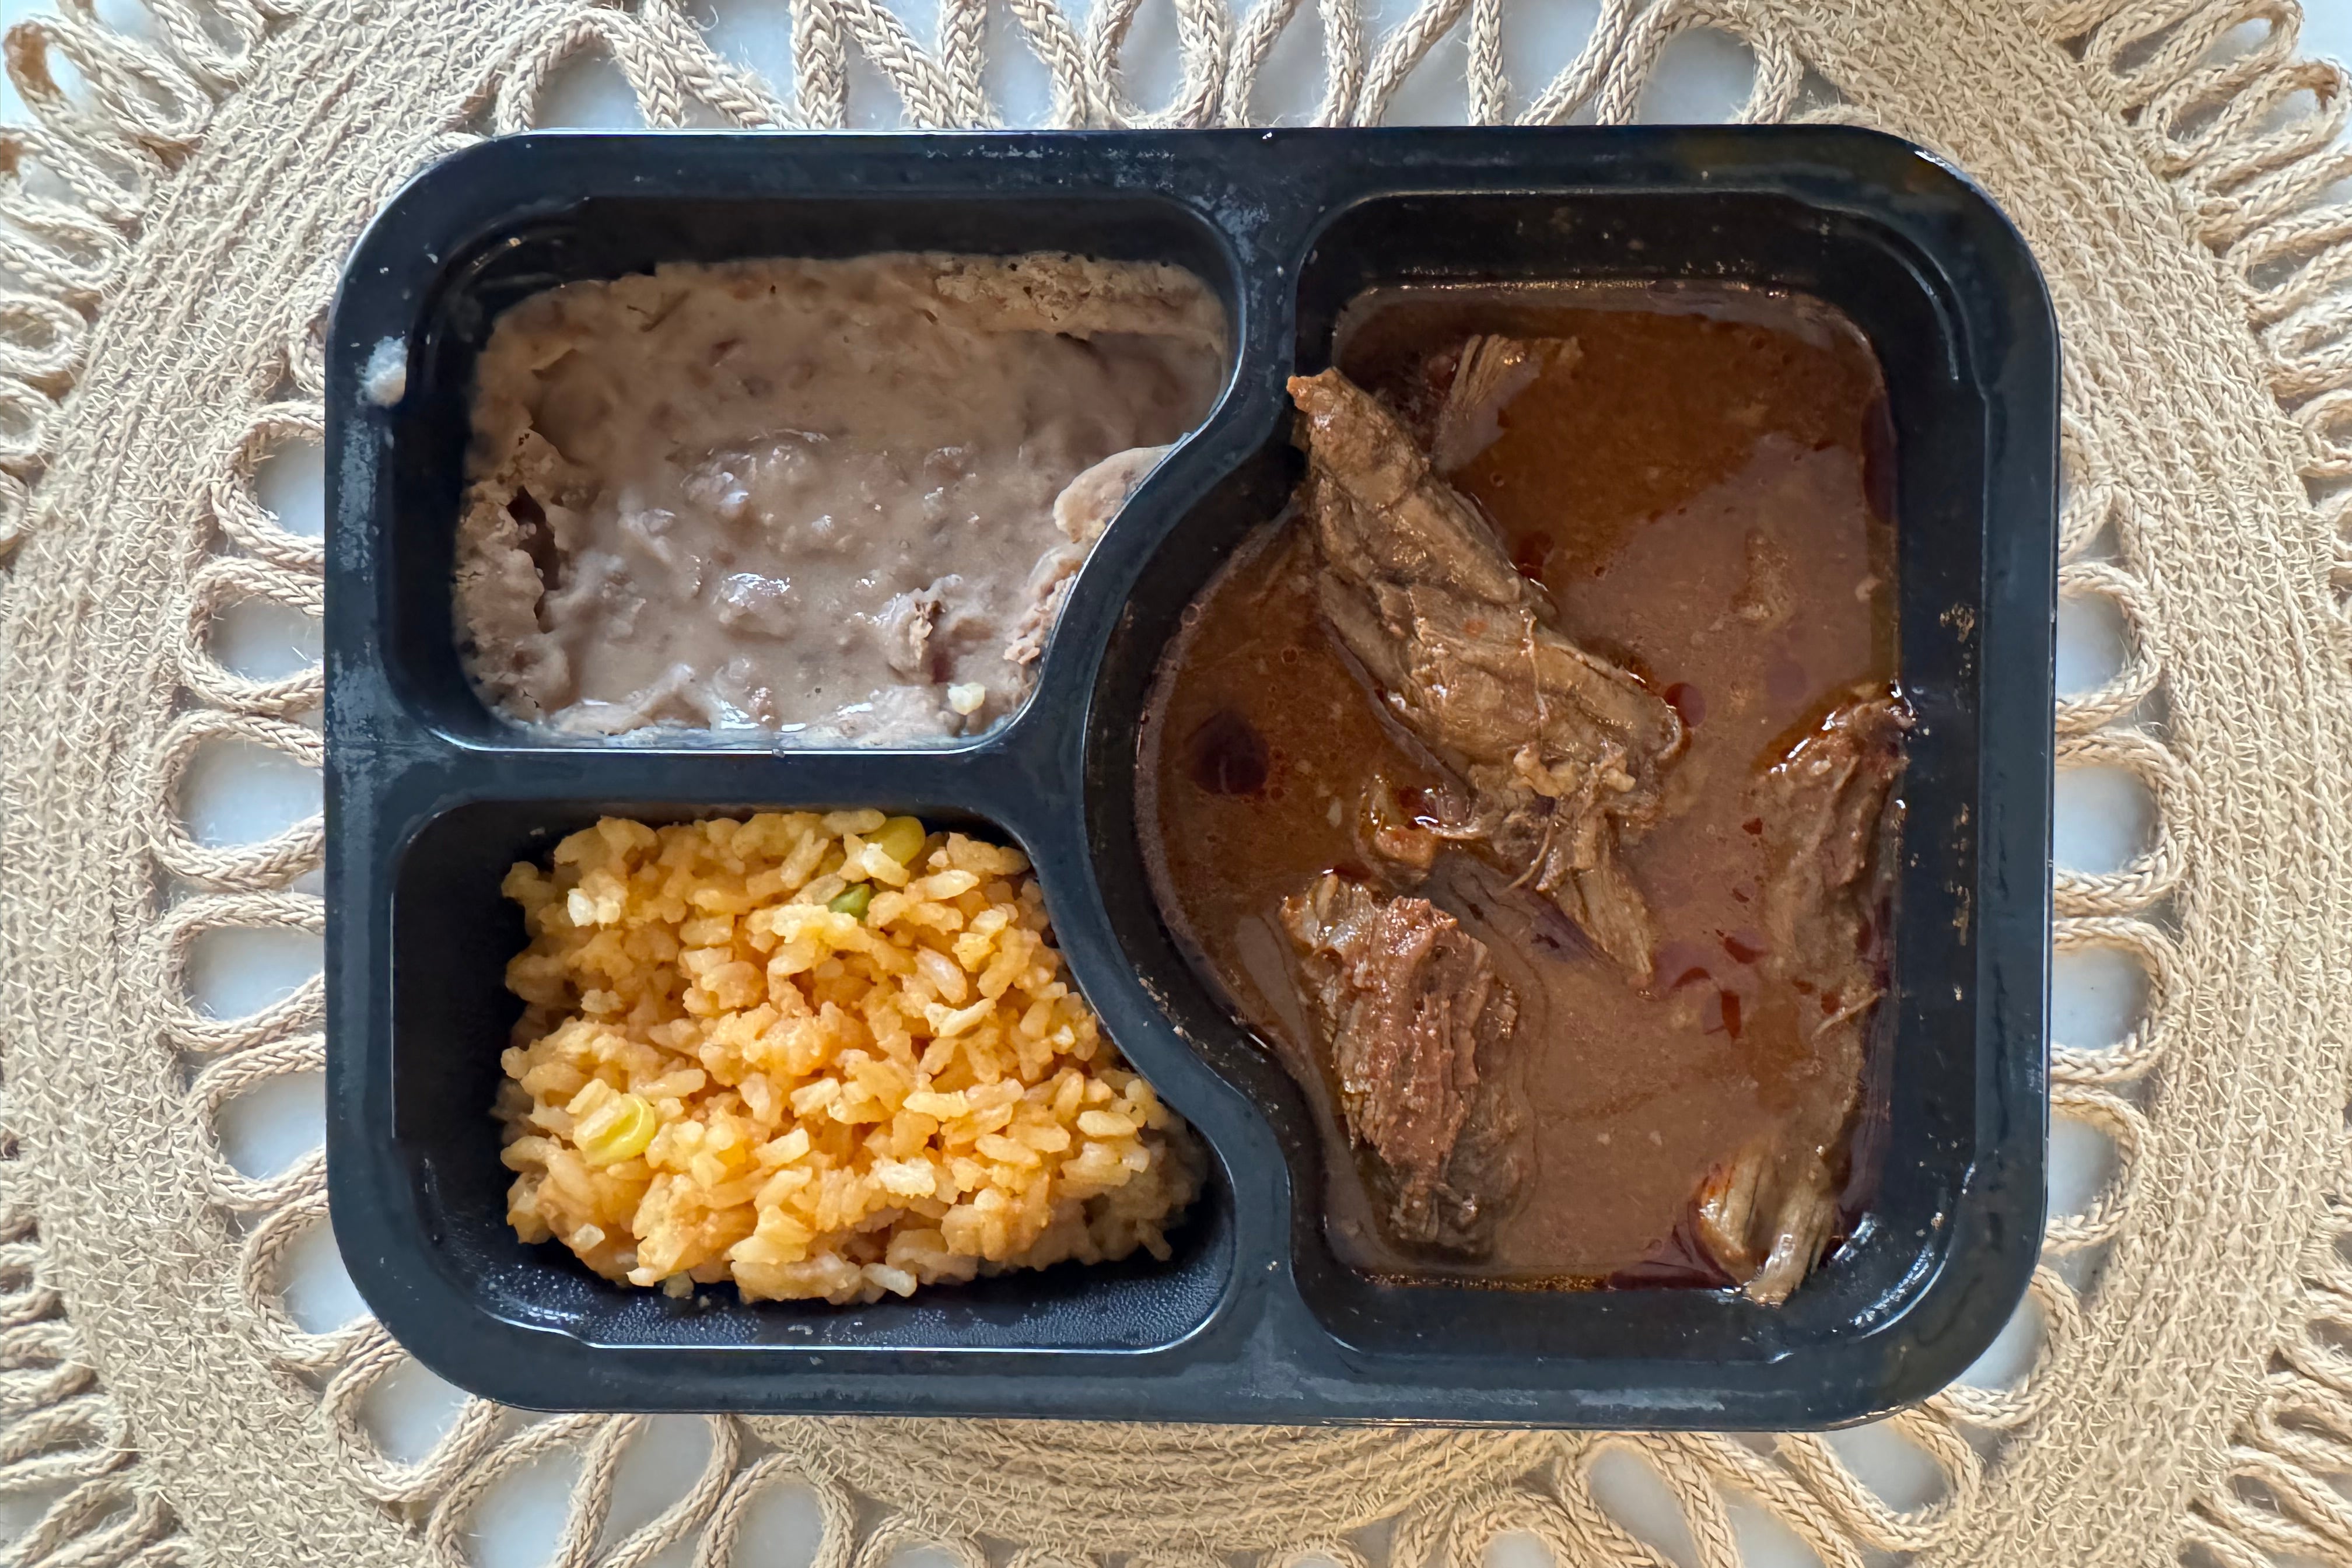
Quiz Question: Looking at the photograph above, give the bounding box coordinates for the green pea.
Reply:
[828,884,873,920]
[872,815,928,865]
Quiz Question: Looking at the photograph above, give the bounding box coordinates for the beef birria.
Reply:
[1245,358,1905,1295]
[1694,688,1910,1302]
[1286,368,1686,982]
[1280,874,1527,1253]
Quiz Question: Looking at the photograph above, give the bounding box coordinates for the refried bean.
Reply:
[453,253,1227,742]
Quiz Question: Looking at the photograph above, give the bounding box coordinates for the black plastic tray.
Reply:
[324,127,2056,1426]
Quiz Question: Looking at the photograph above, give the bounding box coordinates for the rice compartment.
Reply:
[495,811,1203,1305]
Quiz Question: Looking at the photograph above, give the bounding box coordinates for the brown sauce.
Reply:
[1140,285,1897,1285]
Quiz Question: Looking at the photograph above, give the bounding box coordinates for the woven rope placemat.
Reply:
[3,0,2350,1562]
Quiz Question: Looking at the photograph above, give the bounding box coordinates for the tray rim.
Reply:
[323,124,2055,1427]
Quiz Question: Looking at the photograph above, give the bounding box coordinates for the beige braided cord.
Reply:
[0,0,2348,1564]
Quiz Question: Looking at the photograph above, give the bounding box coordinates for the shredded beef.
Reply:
[1286,368,1686,981]
[1690,685,1910,1302]
[1279,874,1528,1254]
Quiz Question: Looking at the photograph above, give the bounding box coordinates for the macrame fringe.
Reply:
[2045,0,2352,644]
[0,0,307,557]
[0,0,314,1553]
[1,0,2343,1562]
[2024,2,2352,1563]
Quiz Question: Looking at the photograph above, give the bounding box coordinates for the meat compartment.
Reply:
[1084,172,2049,1402]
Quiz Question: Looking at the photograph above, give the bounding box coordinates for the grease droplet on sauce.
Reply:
[1664,682,1706,727]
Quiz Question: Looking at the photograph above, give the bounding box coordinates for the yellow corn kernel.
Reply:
[576,1092,657,1167]
[872,816,928,865]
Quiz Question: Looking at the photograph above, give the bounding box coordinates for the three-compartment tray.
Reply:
[324,127,2056,1426]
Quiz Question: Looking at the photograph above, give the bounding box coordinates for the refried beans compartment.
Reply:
[324,130,2054,1425]
[454,253,1226,743]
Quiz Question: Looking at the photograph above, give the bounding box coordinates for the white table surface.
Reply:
[9,0,2350,1561]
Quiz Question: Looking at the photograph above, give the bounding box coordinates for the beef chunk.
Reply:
[1287,369,1686,980]
[1280,873,1527,1254]
[1691,686,1910,1303]
[1758,687,1910,1000]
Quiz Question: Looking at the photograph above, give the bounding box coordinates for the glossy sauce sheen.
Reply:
[1142,285,1896,1282]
